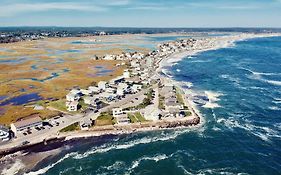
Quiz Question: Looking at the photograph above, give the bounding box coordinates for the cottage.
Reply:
[88,86,100,94]
[109,76,124,85]
[80,118,92,131]
[11,115,43,136]
[80,89,92,96]
[66,92,80,102]
[115,115,130,125]
[83,96,96,105]
[131,84,142,93]
[103,54,115,60]
[0,125,10,141]
[100,92,117,102]
[112,108,123,117]
[98,81,108,90]
[105,87,116,93]
[66,101,79,111]
[123,70,130,78]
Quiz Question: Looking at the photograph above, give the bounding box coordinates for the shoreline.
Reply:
[1,32,281,174]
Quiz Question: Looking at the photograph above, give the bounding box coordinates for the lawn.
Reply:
[134,112,146,122]
[95,112,115,126]
[127,113,138,123]
[175,87,184,105]
[48,99,68,112]
[60,122,80,132]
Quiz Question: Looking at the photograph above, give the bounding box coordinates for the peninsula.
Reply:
[0,32,281,174]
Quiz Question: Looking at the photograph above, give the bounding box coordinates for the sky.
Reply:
[0,0,281,27]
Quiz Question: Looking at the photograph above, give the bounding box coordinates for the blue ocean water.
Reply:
[29,36,281,175]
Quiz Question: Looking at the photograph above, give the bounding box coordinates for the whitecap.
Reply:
[24,152,78,175]
[127,154,170,173]
[204,91,224,102]
[202,102,221,109]
[72,129,191,160]
[268,106,281,110]
[176,69,181,72]
[217,117,280,142]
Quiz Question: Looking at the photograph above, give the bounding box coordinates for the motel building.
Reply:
[10,115,43,137]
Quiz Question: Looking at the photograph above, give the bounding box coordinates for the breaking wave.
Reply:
[217,117,281,142]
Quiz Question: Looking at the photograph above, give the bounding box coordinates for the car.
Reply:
[22,141,30,145]
[27,130,32,134]
[23,132,27,136]
[35,127,41,131]
[40,126,45,129]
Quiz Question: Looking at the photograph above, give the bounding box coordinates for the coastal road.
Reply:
[0,84,158,151]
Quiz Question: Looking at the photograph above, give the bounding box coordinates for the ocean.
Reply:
[27,36,281,175]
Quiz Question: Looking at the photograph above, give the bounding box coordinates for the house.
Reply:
[131,84,142,93]
[130,60,140,67]
[80,118,92,131]
[0,125,10,141]
[115,115,130,125]
[105,87,116,93]
[109,76,124,85]
[98,81,108,90]
[143,105,160,121]
[88,86,100,94]
[70,89,81,95]
[112,108,123,117]
[123,70,130,78]
[83,96,96,105]
[116,88,125,96]
[164,96,182,113]
[80,89,92,96]
[66,101,79,111]
[11,115,43,136]
[103,54,115,60]
[66,92,80,102]
[100,92,117,102]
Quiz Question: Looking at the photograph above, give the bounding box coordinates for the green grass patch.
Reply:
[78,99,88,111]
[134,112,146,122]
[60,122,80,132]
[159,95,165,110]
[175,87,184,105]
[128,113,138,123]
[95,112,115,126]
[185,111,192,117]
[49,99,68,112]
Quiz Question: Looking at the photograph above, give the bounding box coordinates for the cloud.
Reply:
[0,2,107,17]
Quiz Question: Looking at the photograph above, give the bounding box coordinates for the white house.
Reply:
[66,101,79,111]
[80,89,92,96]
[98,81,108,90]
[0,125,10,141]
[83,96,96,105]
[66,93,80,102]
[70,89,81,95]
[143,106,160,121]
[132,84,142,93]
[88,86,100,94]
[80,118,92,131]
[116,88,125,96]
[105,87,116,93]
[103,54,115,60]
[112,108,123,117]
[123,70,130,78]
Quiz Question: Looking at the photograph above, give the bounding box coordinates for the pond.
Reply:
[0,93,43,106]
